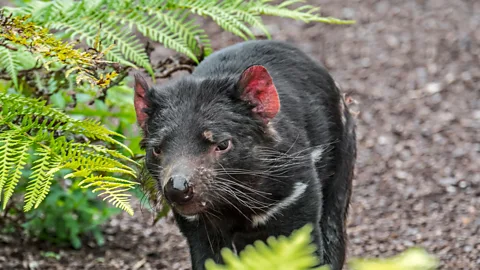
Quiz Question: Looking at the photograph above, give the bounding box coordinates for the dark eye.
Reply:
[215,140,232,153]
[152,146,162,157]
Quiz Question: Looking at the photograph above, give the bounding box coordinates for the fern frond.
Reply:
[0,94,132,154]
[47,19,137,69]
[70,119,133,155]
[43,0,153,74]
[23,147,61,211]
[0,93,138,213]
[217,0,270,38]
[157,11,211,56]
[232,9,270,39]
[5,0,352,77]
[176,0,254,40]
[121,10,198,63]
[90,14,153,75]
[90,145,137,165]
[205,224,328,270]
[348,248,438,270]
[0,46,21,88]
[247,0,355,24]
[0,10,120,87]
[0,131,20,196]
[1,93,63,123]
[1,136,31,209]
[58,142,137,173]
[78,175,135,214]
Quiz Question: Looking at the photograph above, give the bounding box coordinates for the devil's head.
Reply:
[134,66,284,218]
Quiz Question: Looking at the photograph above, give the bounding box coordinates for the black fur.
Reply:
[139,40,356,270]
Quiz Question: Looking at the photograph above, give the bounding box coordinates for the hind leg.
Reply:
[319,167,353,270]
[318,124,356,269]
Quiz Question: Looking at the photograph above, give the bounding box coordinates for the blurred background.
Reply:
[0,0,479,269]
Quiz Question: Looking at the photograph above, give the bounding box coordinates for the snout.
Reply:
[164,175,194,205]
[161,159,211,216]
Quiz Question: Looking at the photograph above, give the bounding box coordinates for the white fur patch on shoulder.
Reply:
[251,182,307,227]
[311,147,325,163]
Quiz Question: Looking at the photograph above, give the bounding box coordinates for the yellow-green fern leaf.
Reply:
[248,1,355,24]
[23,147,61,212]
[74,11,153,75]
[349,248,438,270]
[78,176,135,215]
[177,0,254,40]
[220,0,270,38]
[48,19,137,69]
[90,145,138,166]
[0,46,21,88]
[119,11,195,63]
[60,144,136,173]
[143,7,211,60]
[1,138,32,209]
[66,167,137,179]
[205,224,328,270]
[0,131,20,196]
[79,176,137,189]
[72,119,133,156]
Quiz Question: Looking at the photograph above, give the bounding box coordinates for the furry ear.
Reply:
[238,65,280,124]
[133,73,150,130]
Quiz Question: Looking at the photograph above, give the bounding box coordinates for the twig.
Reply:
[152,36,207,79]
[0,42,18,51]
[97,66,131,102]
[155,64,194,79]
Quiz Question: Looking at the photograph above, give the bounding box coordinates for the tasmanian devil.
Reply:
[133,40,356,270]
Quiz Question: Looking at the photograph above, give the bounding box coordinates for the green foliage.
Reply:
[348,248,438,270]
[0,46,21,87]
[3,0,353,79]
[22,181,121,249]
[205,224,439,270]
[0,12,118,87]
[0,93,139,214]
[205,224,328,270]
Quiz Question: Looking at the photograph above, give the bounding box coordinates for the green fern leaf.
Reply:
[1,93,138,213]
[131,9,204,62]
[136,0,212,57]
[233,10,270,38]
[48,19,137,69]
[0,46,21,88]
[177,0,254,40]
[71,119,133,156]
[0,93,133,155]
[77,175,135,215]
[248,1,354,24]
[23,147,61,212]
[205,224,328,270]
[348,248,438,270]
[115,10,196,63]
[1,137,31,209]
[60,143,137,173]
[222,0,270,38]
[0,131,19,196]
[89,15,153,75]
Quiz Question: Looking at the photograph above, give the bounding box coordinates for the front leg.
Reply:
[174,213,232,270]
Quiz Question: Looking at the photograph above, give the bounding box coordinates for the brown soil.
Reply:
[1,0,479,269]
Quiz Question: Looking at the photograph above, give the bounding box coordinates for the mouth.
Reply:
[171,199,208,216]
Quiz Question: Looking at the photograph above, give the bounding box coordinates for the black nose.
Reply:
[164,175,193,205]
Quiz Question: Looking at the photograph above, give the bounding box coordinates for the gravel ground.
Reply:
[1,0,479,269]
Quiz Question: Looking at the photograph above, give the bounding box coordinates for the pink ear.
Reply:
[238,65,280,124]
[134,74,150,130]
